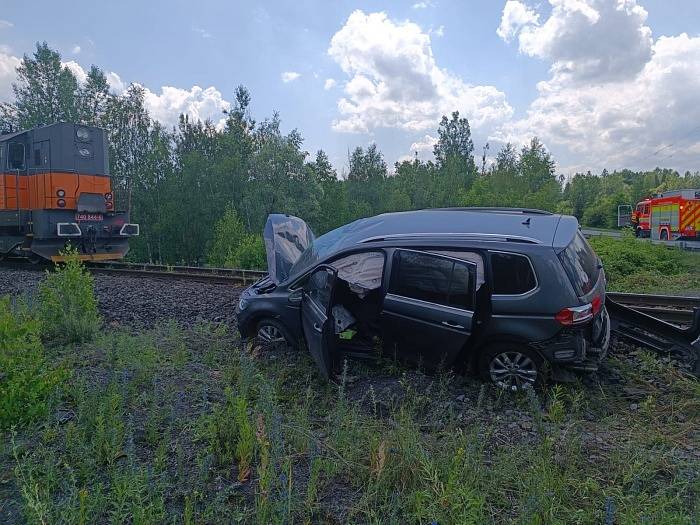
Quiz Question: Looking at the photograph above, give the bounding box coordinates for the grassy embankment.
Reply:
[589,234,700,294]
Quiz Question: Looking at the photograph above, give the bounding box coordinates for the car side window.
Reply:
[305,268,333,311]
[389,250,475,310]
[448,260,475,309]
[491,252,537,295]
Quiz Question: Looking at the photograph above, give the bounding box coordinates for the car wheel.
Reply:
[253,319,291,352]
[479,345,543,391]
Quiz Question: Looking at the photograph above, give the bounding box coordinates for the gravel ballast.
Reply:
[0,268,242,327]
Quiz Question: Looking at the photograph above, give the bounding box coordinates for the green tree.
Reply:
[10,42,79,129]
[433,111,476,173]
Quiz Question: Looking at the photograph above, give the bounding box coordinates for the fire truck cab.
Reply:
[631,189,700,241]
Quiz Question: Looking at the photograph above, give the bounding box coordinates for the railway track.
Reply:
[1,259,697,324]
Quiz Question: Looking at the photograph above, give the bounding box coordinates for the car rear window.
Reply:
[491,252,537,295]
[389,250,475,310]
[558,232,600,295]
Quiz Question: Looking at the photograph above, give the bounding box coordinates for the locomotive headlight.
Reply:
[76,127,90,141]
[56,189,65,198]
[57,199,66,208]
[78,147,91,157]
[104,192,113,201]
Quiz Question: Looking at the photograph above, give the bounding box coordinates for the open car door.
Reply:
[301,265,337,379]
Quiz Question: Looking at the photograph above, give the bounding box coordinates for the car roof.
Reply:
[327,208,578,250]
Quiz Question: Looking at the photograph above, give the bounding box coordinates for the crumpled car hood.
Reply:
[263,214,315,284]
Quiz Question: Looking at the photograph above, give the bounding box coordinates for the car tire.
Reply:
[253,318,294,352]
[478,344,544,391]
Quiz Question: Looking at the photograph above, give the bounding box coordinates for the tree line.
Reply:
[2,43,699,266]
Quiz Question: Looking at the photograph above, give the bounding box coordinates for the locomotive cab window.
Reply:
[0,143,5,170]
[8,143,25,170]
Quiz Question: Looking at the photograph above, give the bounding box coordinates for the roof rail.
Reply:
[431,207,553,215]
[359,232,542,244]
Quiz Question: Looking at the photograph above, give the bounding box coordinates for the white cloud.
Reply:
[323,78,336,90]
[328,10,512,133]
[72,45,81,54]
[410,134,437,153]
[61,60,126,94]
[281,71,301,83]
[193,27,212,39]
[496,0,700,173]
[142,85,231,129]
[62,60,87,84]
[497,0,539,41]
[0,52,20,100]
[499,0,652,84]
[412,1,434,9]
[432,25,445,37]
[106,72,125,93]
[0,20,13,29]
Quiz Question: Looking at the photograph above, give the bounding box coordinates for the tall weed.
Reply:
[38,248,101,343]
[0,296,67,428]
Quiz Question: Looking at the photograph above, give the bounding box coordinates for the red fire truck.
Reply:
[630,189,700,240]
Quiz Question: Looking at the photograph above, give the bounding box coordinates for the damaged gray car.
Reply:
[236,208,611,390]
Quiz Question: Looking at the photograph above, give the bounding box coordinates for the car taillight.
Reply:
[591,295,602,315]
[555,303,594,326]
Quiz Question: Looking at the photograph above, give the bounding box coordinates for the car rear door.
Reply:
[380,250,476,368]
[301,265,337,379]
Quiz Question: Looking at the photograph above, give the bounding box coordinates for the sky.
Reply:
[1,0,700,177]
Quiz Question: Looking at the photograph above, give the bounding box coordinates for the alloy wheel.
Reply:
[489,351,538,391]
[255,323,287,351]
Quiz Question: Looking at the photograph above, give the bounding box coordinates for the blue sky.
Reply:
[1,0,700,176]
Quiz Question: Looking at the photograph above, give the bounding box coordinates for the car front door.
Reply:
[381,250,476,368]
[301,265,337,379]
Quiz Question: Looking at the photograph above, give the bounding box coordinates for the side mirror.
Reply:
[288,289,302,304]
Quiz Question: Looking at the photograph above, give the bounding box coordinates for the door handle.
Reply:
[313,322,322,333]
[442,320,465,329]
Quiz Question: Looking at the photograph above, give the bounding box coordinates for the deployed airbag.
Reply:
[330,252,384,295]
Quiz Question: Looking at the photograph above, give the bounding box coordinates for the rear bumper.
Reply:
[531,307,611,371]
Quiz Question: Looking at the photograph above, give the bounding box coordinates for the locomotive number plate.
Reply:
[75,213,104,222]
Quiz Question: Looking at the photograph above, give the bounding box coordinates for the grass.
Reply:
[1,319,698,524]
[589,233,700,294]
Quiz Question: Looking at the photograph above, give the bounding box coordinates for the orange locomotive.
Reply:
[631,189,700,241]
[0,123,138,262]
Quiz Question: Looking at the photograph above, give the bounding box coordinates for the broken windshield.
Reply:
[288,221,355,280]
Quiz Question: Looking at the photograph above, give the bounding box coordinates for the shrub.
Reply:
[208,206,247,267]
[0,296,67,428]
[589,233,700,292]
[38,248,101,343]
[224,234,266,270]
[208,207,267,270]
